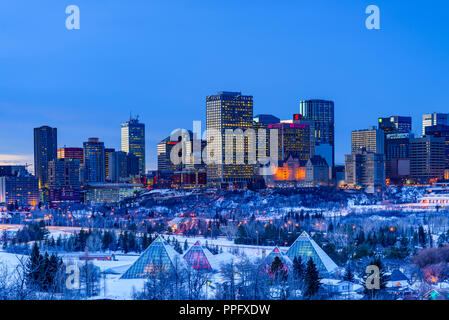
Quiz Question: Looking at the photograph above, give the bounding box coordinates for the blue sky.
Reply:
[0,0,448,170]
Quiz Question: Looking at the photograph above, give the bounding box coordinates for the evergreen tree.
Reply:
[363,256,388,299]
[293,256,305,280]
[343,260,355,282]
[26,243,43,289]
[304,258,321,298]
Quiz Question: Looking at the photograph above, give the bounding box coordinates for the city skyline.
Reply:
[1,1,449,171]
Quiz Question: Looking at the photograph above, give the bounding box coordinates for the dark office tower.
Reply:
[299,100,335,168]
[34,126,57,188]
[104,148,115,180]
[385,133,413,184]
[425,124,449,170]
[206,91,254,187]
[57,147,84,163]
[126,153,140,176]
[378,116,412,134]
[83,138,106,183]
[109,151,128,182]
[121,117,146,175]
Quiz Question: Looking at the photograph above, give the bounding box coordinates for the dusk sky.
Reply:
[0,0,448,171]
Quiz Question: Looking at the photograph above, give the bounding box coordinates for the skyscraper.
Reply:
[34,126,57,188]
[206,91,254,186]
[57,147,84,163]
[121,117,146,175]
[351,127,385,154]
[267,122,313,162]
[109,151,128,182]
[422,113,449,136]
[345,148,385,192]
[410,136,446,182]
[83,138,106,183]
[299,100,335,168]
[104,148,115,180]
[48,158,82,206]
[378,116,412,134]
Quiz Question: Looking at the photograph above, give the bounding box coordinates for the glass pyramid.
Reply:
[121,235,181,279]
[286,231,338,276]
[264,246,293,269]
[183,241,215,271]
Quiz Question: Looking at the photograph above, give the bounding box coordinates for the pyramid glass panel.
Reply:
[286,231,338,276]
[183,241,213,271]
[121,236,179,279]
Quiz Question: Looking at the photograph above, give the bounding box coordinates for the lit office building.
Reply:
[378,116,412,134]
[299,100,335,168]
[34,126,57,188]
[48,158,82,206]
[345,148,385,193]
[410,136,446,183]
[206,91,255,186]
[104,148,115,180]
[121,118,146,175]
[351,126,385,154]
[267,122,313,162]
[57,147,84,163]
[83,138,106,183]
[0,170,39,206]
[422,113,449,136]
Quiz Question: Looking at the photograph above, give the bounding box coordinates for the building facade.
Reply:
[206,91,255,186]
[34,126,57,188]
[121,118,146,175]
[410,136,446,183]
[378,116,412,134]
[345,148,385,192]
[57,147,84,163]
[83,138,106,183]
[48,158,82,206]
[351,127,385,154]
[0,173,39,206]
[299,99,335,168]
[422,113,449,136]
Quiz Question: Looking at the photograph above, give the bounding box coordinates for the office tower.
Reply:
[267,122,313,162]
[121,117,146,175]
[425,124,449,170]
[345,148,385,193]
[104,148,115,180]
[127,153,140,176]
[57,147,84,163]
[351,126,385,154]
[385,133,413,183]
[378,116,412,134]
[34,126,57,188]
[109,151,128,182]
[253,114,280,125]
[157,132,191,173]
[0,170,39,206]
[48,158,81,206]
[410,136,446,182]
[83,138,106,183]
[299,99,335,168]
[422,113,449,136]
[206,91,255,186]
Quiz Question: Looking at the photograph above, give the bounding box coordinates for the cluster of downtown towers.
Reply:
[2,90,449,206]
